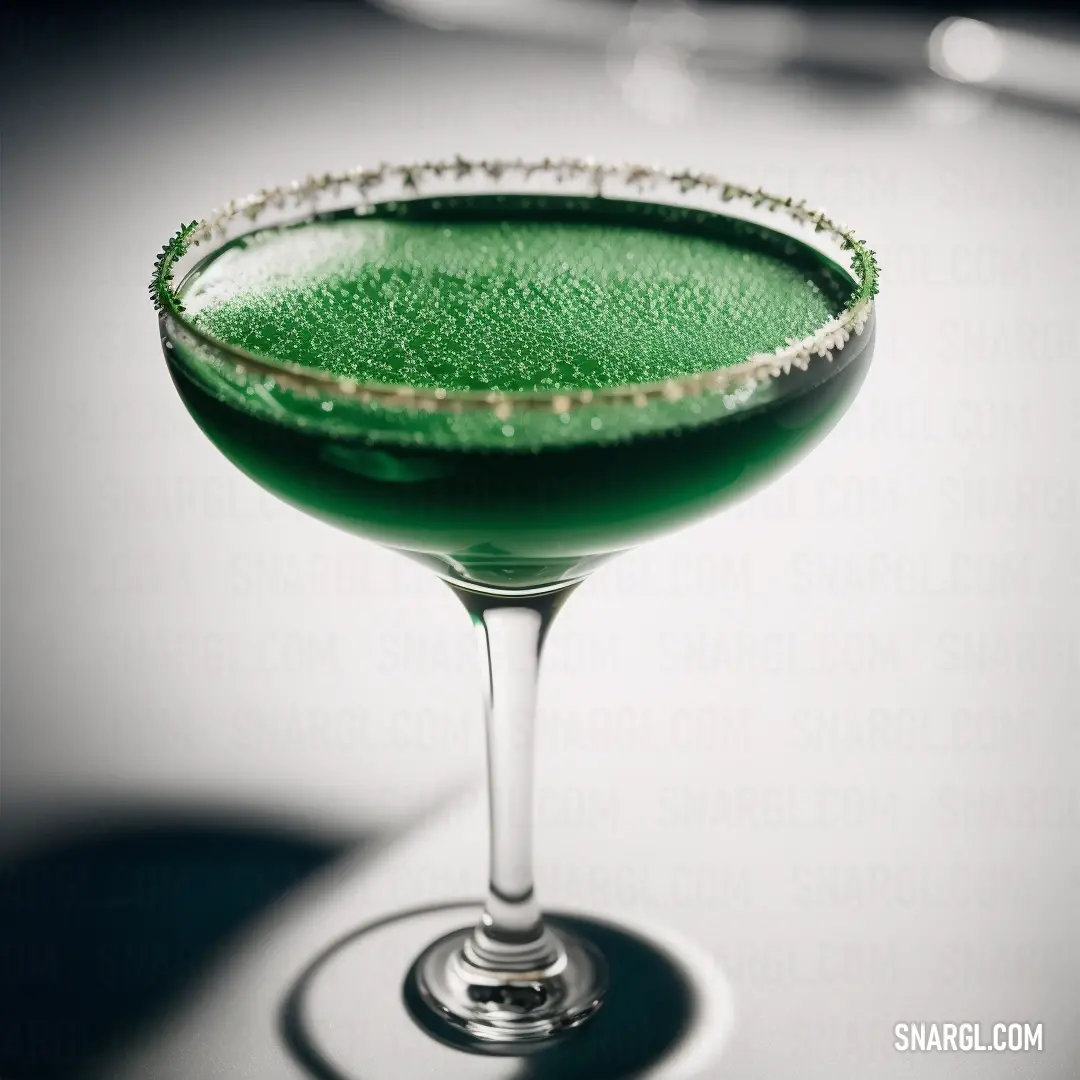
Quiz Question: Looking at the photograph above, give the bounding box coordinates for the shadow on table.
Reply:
[0,812,360,1080]
[517,916,697,1080]
[283,906,730,1080]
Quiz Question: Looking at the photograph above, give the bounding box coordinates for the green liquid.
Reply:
[166,195,873,588]
[186,200,845,393]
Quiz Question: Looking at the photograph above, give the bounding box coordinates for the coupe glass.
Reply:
[152,159,877,1065]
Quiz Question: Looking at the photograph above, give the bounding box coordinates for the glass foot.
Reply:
[282,902,734,1080]
[409,922,607,1047]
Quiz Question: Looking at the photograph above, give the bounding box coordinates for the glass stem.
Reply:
[451,584,577,976]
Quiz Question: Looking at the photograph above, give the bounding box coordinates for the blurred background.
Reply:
[2,0,1079,1077]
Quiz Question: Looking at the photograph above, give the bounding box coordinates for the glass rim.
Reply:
[152,157,879,415]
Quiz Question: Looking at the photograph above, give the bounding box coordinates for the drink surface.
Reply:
[184,199,849,395]
[165,195,874,588]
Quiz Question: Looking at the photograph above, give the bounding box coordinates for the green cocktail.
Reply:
[162,188,874,590]
[152,159,877,1056]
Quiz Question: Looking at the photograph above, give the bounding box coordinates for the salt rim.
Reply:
[151,157,878,416]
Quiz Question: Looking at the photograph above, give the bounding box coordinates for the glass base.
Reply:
[282,902,735,1080]
[410,923,607,1047]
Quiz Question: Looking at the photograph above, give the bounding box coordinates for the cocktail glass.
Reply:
[152,159,877,1059]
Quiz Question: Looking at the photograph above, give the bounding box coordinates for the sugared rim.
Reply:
[151,157,878,416]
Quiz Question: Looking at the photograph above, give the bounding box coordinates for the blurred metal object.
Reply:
[371,0,630,41]
[374,0,1080,115]
[928,17,1080,110]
